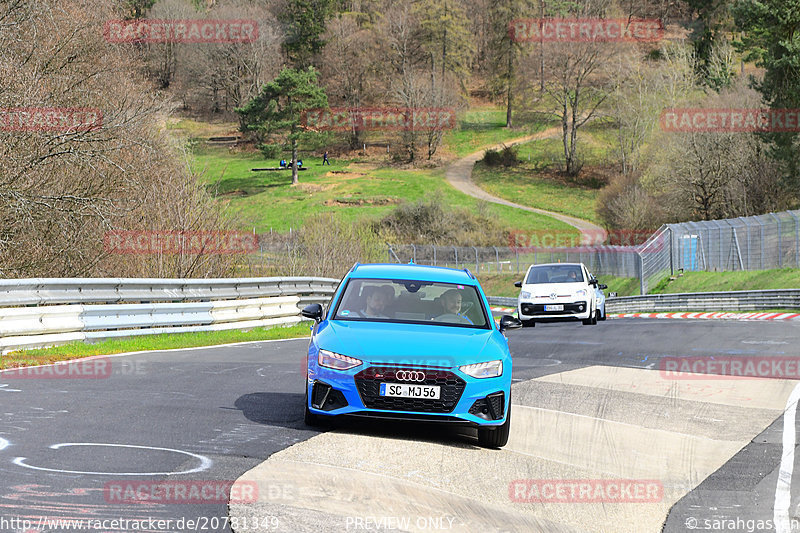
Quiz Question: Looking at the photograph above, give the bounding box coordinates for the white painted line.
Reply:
[13,443,212,476]
[0,438,8,451]
[0,384,20,392]
[775,382,800,533]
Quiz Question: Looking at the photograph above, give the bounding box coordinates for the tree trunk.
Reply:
[291,138,299,185]
[506,51,513,128]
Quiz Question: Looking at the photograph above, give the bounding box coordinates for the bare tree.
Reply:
[320,14,381,149]
[610,42,697,176]
[0,0,237,278]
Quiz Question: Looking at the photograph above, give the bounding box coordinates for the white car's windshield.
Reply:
[333,278,490,328]
[525,265,584,284]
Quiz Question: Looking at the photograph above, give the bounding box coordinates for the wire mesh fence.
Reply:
[240,210,799,294]
[386,209,800,295]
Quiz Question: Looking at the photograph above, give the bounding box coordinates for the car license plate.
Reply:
[545,304,564,311]
[380,383,441,399]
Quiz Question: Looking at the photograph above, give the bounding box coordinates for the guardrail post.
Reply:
[770,213,782,267]
[638,251,645,295]
[739,217,752,270]
[668,227,674,276]
[790,211,800,268]
[453,246,458,268]
[516,249,519,274]
[756,217,765,269]
[472,246,479,274]
[433,245,437,266]
[494,246,500,272]
[411,244,417,264]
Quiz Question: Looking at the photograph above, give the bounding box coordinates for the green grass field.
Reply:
[473,160,602,224]
[470,124,617,225]
[442,109,550,157]
[1,323,311,370]
[649,268,800,294]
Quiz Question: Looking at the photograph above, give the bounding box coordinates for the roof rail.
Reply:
[462,268,476,279]
[350,262,361,273]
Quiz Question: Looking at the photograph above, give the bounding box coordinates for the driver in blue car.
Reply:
[357,285,394,318]
[436,289,473,324]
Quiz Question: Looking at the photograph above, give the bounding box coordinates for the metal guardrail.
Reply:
[0,277,339,354]
[489,290,800,314]
[604,289,800,313]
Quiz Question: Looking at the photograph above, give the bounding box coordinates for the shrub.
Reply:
[481,145,519,167]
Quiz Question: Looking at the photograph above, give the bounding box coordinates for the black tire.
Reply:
[478,406,511,448]
[595,310,602,322]
[582,318,592,325]
[521,319,535,327]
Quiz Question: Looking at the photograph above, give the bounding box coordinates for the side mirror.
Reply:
[588,278,598,286]
[514,281,522,288]
[499,314,523,332]
[598,284,608,290]
[301,303,324,322]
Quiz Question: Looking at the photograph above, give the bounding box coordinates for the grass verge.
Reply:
[1,323,311,370]
[649,268,800,294]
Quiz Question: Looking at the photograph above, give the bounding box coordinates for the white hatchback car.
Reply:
[515,263,598,327]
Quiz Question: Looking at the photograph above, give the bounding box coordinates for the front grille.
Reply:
[521,302,586,315]
[354,366,466,413]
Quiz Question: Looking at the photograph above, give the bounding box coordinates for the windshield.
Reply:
[525,265,584,284]
[332,278,489,329]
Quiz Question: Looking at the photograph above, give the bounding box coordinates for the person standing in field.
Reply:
[323,151,330,165]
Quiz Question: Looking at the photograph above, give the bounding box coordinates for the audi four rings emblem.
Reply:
[395,370,426,382]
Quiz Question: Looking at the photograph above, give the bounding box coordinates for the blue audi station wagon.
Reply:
[300,263,521,448]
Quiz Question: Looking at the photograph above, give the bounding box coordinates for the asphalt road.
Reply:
[0,319,798,532]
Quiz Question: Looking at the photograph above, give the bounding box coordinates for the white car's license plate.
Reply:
[545,304,564,311]
[380,383,441,399]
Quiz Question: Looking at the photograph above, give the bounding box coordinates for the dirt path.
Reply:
[445,127,607,236]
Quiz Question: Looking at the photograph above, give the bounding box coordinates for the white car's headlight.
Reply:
[318,349,362,370]
[575,289,587,297]
[520,291,532,299]
[460,360,503,379]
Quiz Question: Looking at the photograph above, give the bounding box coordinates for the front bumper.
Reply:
[518,299,591,320]
[307,363,511,427]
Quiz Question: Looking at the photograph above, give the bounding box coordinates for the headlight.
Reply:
[460,360,503,379]
[575,289,587,297]
[520,291,532,299]
[318,349,362,370]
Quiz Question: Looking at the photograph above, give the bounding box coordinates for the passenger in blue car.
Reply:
[357,285,394,318]
[435,289,473,324]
